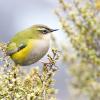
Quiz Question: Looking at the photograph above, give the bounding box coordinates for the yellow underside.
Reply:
[11,40,35,63]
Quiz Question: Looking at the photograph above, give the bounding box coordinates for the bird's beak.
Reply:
[51,29,59,32]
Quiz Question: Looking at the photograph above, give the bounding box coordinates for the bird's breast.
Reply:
[11,39,50,65]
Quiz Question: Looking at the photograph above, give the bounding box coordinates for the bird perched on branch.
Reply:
[6,25,58,66]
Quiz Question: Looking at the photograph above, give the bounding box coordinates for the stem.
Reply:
[43,81,46,100]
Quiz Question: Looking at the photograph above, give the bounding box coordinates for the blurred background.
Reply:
[0,0,69,100]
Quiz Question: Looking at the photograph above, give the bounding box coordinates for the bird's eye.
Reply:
[42,30,48,34]
[37,28,49,34]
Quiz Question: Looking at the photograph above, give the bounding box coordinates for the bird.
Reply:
[6,25,58,66]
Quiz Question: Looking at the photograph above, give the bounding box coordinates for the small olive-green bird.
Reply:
[6,25,58,66]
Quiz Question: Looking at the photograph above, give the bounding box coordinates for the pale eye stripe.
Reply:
[37,28,46,31]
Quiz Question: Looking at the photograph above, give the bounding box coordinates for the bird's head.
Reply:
[32,24,59,35]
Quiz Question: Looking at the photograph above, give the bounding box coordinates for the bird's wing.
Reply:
[6,42,26,56]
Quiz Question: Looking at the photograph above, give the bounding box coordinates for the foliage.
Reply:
[0,42,60,100]
[55,0,100,100]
